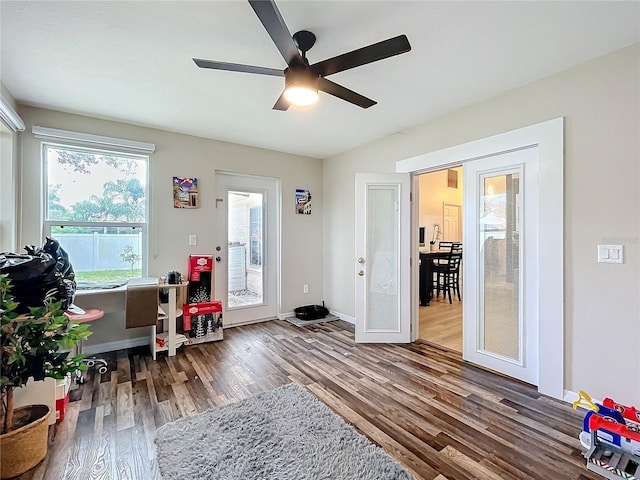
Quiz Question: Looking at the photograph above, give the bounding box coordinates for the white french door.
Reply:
[215,172,279,326]
[354,173,411,343]
[462,147,539,385]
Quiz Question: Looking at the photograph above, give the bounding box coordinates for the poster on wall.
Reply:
[173,177,199,208]
[295,189,311,215]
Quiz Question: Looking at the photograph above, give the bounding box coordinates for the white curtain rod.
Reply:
[32,126,155,154]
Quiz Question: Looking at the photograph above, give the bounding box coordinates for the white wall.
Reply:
[323,44,640,404]
[419,168,463,242]
[17,106,324,349]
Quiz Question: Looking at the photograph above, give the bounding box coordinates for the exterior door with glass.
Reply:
[462,148,539,385]
[214,172,278,326]
[354,173,411,343]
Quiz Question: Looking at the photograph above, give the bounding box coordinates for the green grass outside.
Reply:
[75,269,142,283]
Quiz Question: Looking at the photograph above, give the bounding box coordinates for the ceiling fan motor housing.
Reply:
[285,66,319,90]
[293,30,317,56]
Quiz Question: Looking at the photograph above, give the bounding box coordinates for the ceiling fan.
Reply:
[193,0,411,111]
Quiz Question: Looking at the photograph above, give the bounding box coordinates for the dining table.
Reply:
[419,248,451,306]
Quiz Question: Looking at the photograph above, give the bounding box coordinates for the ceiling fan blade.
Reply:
[272,91,290,111]
[193,58,284,76]
[311,34,411,77]
[248,0,304,67]
[317,78,376,109]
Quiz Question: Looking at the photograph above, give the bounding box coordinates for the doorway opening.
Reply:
[417,167,463,352]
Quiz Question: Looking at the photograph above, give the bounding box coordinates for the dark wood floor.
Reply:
[17,319,598,480]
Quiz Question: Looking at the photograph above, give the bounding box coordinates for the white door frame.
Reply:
[396,118,564,400]
[214,171,281,326]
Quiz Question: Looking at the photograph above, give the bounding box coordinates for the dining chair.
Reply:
[438,241,454,251]
[434,245,463,303]
[434,241,462,267]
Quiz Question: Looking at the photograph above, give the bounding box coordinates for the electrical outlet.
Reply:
[303,284,309,294]
[189,234,197,246]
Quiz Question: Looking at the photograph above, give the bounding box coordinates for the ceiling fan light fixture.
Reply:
[284,68,319,106]
[284,86,318,106]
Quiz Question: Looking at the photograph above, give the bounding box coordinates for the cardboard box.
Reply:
[187,255,213,303]
[183,301,223,342]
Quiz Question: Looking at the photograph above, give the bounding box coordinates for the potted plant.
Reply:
[0,274,90,479]
[429,223,441,251]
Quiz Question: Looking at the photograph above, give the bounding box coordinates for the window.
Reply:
[0,122,17,252]
[44,143,148,284]
[249,205,262,267]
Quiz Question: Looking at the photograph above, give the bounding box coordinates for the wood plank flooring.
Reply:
[419,296,462,352]
[16,319,598,480]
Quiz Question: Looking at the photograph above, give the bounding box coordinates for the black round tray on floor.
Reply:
[294,304,329,321]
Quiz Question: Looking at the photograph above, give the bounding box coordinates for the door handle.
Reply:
[216,256,222,262]
[357,257,365,264]
[358,270,364,276]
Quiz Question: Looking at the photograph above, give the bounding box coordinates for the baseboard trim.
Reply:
[279,310,354,324]
[563,389,602,409]
[224,317,273,328]
[83,337,149,356]
[329,309,355,324]
[83,311,355,354]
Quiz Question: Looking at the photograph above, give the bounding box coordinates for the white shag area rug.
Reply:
[155,383,413,480]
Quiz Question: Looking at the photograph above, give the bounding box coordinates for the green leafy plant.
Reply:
[0,274,91,434]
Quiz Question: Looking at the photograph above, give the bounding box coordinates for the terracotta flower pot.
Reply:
[0,404,50,479]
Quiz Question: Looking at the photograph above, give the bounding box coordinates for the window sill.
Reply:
[75,285,127,297]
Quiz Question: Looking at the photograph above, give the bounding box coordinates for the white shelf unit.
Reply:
[150,282,188,360]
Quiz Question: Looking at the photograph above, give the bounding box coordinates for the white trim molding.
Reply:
[564,390,602,408]
[329,309,355,324]
[83,336,149,356]
[397,117,564,400]
[0,95,25,132]
[32,126,155,154]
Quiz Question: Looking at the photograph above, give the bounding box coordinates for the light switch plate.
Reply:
[189,234,197,246]
[598,244,623,263]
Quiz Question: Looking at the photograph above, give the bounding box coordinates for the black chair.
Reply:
[434,242,462,267]
[434,245,462,303]
[438,241,454,250]
[439,241,462,251]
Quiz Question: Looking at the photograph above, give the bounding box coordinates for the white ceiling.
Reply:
[2,1,638,159]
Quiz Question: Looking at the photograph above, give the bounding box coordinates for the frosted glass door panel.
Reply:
[479,172,521,361]
[365,185,400,331]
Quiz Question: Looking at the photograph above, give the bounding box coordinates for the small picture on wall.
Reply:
[447,169,458,189]
[173,177,199,208]
[295,189,311,215]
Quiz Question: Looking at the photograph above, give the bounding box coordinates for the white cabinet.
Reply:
[150,282,188,360]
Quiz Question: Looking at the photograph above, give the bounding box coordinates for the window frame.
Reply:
[42,141,150,281]
[249,205,262,268]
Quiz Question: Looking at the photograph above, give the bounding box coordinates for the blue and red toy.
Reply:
[573,391,640,479]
